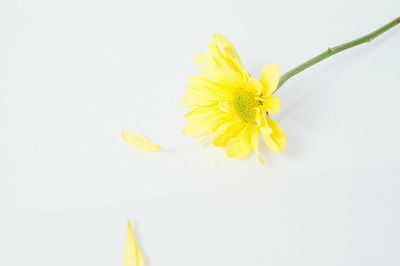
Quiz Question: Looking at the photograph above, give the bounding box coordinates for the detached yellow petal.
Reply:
[260,64,280,96]
[122,130,161,152]
[124,221,145,266]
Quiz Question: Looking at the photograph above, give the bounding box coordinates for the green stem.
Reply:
[274,16,400,93]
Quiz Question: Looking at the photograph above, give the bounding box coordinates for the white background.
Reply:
[1,0,399,265]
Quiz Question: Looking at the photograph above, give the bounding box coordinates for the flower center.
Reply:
[233,89,258,121]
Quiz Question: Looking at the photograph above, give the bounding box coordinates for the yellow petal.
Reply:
[194,53,240,89]
[255,108,268,128]
[188,76,235,99]
[181,84,215,107]
[247,77,263,95]
[183,111,227,136]
[251,126,265,164]
[242,123,255,147]
[260,64,280,96]
[213,121,243,147]
[225,140,252,158]
[184,105,219,120]
[123,221,145,266]
[262,117,286,152]
[264,95,281,114]
[210,34,242,64]
[183,98,235,138]
[209,115,234,133]
[122,130,161,152]
[183,123,209,136]
[208,34,249,79]
[183,114,229,137]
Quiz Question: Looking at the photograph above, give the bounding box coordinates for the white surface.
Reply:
[1,0,399,265]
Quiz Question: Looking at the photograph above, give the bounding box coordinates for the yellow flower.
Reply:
[182,34,286,163]
[123,221,145,266]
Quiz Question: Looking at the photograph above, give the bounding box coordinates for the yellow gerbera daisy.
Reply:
[182,34,286,163]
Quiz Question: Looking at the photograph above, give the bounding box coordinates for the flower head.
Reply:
[182,34,286,163]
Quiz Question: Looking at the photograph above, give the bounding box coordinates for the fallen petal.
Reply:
[123,221,145,266]
[122,130,161,152]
